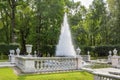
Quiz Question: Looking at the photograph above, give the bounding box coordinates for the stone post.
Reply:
[24,59,36,72]
[108,51,112,63]
[76,56,83,69]
[34,51,37,57]
[87,51,91,62]
[9,50,15,64]
[112,49,118,67]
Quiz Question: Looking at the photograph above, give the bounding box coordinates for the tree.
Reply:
[107,0,120,44]
[16,0,33,54]
[8,0,17,43]
[0,0,10,44]
[85,0,107,46]
[29,0,64,55]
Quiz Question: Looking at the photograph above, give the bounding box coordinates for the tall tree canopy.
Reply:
[0,0,120,56]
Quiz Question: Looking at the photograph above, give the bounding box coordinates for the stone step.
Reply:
[0,62,15,67]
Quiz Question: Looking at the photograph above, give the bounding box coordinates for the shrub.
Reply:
[82,46,95,56]
[82,45,120,57]
[0,43,20,55]
[94,45,120,56]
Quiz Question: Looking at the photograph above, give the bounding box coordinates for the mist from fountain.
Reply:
[55,13,76,57]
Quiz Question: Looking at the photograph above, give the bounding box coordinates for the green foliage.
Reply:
[0,0,120,56]
[81,45,120,57]
[0,67,93,80]
[0,59,8,62]
[29,0,64,55]
[0,54,8,60]
[94,45,120,56]
[83,46,95,54]
[0,43,19,55]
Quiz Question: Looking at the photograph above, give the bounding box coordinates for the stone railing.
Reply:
[93,72,120,80]
[15,56,82,73]
[81,55,90,62]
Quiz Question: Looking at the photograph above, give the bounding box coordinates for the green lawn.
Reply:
[91,63,111,69]
[0,67,93,80]
[0,59,8,62]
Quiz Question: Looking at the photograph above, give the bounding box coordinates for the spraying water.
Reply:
[55,13,76,57]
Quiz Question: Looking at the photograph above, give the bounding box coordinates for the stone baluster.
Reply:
[49,60,52,70]
[43,60,46,71]
[54,59,57,70]
[93,72,120,80]
[49,60,53,70]
[94,75,98,80]
[67,59,70,69]
[36,61,40,70]
[40,60,42,70]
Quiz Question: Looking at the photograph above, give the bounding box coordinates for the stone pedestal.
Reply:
[87,55,90,62]
[112,55,118,67]
[76,56,83,69]
[9,55,15,64]
[24,60,36,72]
[112,49,119,67]
[108,55,112,63]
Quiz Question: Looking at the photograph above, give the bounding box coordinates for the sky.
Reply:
[74,0,107,8]
[74,0,93,8]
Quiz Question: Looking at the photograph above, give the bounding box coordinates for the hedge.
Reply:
[83,45,120,57]
[0,43,20,55]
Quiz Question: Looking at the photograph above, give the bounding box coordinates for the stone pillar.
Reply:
[76,56,83,69]
[112,49,118,67]
[87,51,91,62]
[108,51,112,63]
[9,50,15,64]
[24,60,36,72]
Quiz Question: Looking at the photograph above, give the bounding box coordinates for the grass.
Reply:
[0,67,94,80]
[91,56,107,60]
[0,59,8,62]
[91,63,111,69]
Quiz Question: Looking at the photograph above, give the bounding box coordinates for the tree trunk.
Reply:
[20,31,26,55]
[8,0,16,43]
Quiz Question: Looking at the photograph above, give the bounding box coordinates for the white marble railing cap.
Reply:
[93,72,120,79]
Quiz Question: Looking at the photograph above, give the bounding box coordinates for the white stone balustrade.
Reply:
[15,56,82,73]
[93,72,120,80]
[81,55,90,62]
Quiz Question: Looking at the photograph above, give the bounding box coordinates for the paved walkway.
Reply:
[95,68,120,73]
[82,67,120,75]
[0,62,15,67]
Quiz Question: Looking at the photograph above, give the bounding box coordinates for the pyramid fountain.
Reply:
[55,13,76,57]
[10,13,83,73]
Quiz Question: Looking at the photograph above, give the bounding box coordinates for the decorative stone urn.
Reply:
[16,48,20,56]
[113,48,117,55]
[26,44,32,57]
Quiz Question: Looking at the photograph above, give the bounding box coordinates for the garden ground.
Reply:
[0,67,93,80]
